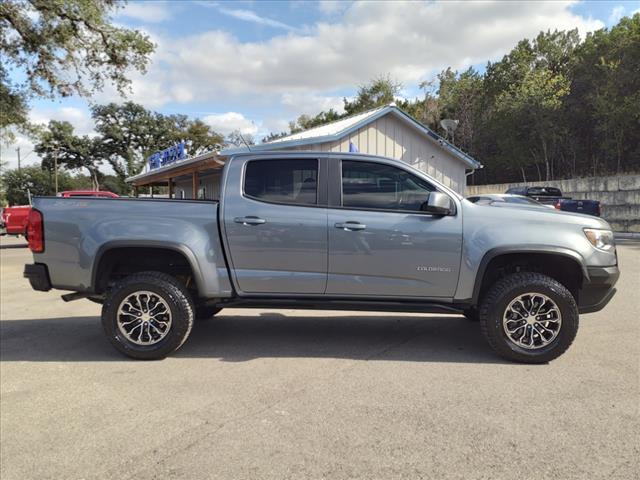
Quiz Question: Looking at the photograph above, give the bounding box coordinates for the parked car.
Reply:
[1,190,118,237]
[1,205,31,236]
[58,190,119,198]
[467,194,554,209]
[24,152,619,363]
[505,186,601,216]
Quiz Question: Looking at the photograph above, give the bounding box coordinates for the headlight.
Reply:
[583,228,614,252]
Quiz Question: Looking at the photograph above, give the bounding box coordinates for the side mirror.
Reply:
[421,191,452,215]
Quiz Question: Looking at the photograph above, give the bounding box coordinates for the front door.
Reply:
[223,157,328,294]
[327,159,462,298]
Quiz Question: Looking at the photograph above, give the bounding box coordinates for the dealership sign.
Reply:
[148,142,187,170]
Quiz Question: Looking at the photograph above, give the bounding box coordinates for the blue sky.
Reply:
[4,0,639,169]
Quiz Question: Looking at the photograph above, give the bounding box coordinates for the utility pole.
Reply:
[54,150,59,194]
[16,147,21,173]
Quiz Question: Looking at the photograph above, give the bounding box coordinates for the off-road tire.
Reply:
[195,305,222,320]
[102,271,194,360]
[479,272,579,363]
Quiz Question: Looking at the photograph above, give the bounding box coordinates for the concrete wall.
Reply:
[467,174,640,233]
[280,114,469,193]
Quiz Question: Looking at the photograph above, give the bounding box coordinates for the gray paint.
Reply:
[32,152,617,305]
[31,197,232,297]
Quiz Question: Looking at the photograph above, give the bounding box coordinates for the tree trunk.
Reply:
[520,167,527,183]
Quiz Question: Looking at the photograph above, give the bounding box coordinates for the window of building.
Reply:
[244,159,318,205]
[341,160,435,212]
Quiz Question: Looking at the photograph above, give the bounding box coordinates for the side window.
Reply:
[244,159,318,205]
[341,160,435,212]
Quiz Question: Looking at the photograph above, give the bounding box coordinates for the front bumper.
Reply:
[24,263,52,292]
[578,266,619,314]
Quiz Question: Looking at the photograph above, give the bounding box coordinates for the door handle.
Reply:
[335,221,366,231]
[234,216,266,226]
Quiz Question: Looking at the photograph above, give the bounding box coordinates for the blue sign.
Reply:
[148,142,187,170]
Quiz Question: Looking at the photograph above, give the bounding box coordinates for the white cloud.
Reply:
[29,106,95,136]
[125,0,604,110]
[317,1,348,15]
[217,6,298,31]
[281,93,345,116]
[608,5,625,25]
[0,133,36,171]
[119,2,172,23]
[1,107,96,171]
[201,112,258,136]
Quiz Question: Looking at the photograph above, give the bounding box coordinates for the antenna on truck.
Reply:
[238,133,252,152]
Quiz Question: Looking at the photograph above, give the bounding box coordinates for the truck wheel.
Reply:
[101,272,194,360]
[195,305,222,320]
[479,272,578,363]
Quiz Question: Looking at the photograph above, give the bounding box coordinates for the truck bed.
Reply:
[31,197,233,297]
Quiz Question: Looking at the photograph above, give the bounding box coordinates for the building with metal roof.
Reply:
[128,104,481,198]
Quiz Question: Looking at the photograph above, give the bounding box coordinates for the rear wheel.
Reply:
[102,272,194,360]
[479,272,578,363]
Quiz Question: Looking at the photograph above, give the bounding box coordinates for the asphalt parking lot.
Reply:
[1,235,638,480]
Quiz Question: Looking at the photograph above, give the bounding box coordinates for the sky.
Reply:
[2,0,639,171]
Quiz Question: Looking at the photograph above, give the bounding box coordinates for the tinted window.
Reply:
[245,159,318,205]
[527,187,562,197]
[341,160,435,212]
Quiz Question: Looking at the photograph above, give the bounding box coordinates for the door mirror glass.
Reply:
[421,191,452,215]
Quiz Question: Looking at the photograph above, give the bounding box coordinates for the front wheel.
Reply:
[479,272,578,363]
[102,272,194,360]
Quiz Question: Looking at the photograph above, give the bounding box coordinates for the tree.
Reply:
[180,119,224,156]
[34,120,103,189]
[226,130,255,147]
[0,0,155,132]
[91,102,168,186]
[343,74,402,115]
[1,165,85,205]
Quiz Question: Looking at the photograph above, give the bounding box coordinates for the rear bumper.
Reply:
[24,263,52,292]
[578,266,619,314]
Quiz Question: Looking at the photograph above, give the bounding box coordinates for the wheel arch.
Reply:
[472,246,588,305]
[91,241,206,296]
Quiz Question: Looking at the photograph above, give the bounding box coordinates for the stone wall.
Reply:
[466,174,640,232]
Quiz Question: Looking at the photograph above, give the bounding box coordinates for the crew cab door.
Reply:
[222,156,328,294]
[326,158,462,298]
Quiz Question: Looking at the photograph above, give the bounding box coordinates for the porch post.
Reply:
[192,171,199,199]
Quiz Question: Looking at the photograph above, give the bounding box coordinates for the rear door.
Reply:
[327,158,462,298]
[222,156,328,294]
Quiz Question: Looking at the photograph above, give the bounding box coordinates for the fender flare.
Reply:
[91,240,206,296]
[471,245,588,304]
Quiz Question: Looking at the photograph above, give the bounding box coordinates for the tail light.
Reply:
[27,209,44,253]
[554,201,561,210]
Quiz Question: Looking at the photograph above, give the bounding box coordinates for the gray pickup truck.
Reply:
[24,152,619,363]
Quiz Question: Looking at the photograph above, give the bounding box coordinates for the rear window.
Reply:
[244,159,318,205]
[528,187,562,197]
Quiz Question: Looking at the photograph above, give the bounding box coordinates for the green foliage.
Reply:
[29,102,224,194]
[343,75,403,115]
[0,0,155,132]
[1,165,85,205]
[268,16,639,184]
[34,120,103,189]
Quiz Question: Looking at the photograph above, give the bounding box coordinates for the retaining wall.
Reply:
[466,174,640,233]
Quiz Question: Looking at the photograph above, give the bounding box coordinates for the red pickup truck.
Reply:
[1,190,118,237]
